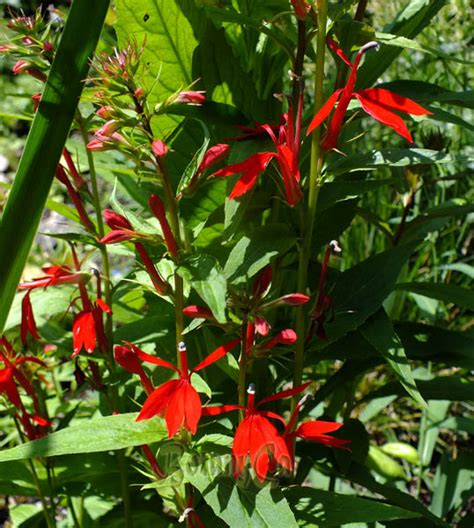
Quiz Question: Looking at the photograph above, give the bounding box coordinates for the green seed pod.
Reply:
[381,442,420,465]
[366,445,408,481]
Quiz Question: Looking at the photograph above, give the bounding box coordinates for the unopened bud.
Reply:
[151,139,168,158]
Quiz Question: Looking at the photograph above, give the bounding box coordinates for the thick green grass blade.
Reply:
[0,0,110,333]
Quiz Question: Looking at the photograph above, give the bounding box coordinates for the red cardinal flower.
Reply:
[213,113,303,206]
[72,298,111,357]
[307,39,431,150]
[202,382,311,480]
[20,291,40,343]
[128,339,240,437]
[19,265,87,290]
[281,395,351,469]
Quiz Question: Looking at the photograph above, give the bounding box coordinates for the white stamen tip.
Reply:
[360,41,380,54]
[247,383,256,395]
[298,393,312,407]
[178,508,194,522]
[329,240,342,253]
[178,341,186,352]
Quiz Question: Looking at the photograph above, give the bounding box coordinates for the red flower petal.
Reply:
[213,152,275,199]
[259,381,311,405]
[201,404,242,416]
[72,311,96,356]
[326,37,352,67]
[20,291,40,343]
[358,88,431,116]
[355,92,413,142]
[124,342,180,373]
[95,298,112,313]
[192,338,240,373]
[307,89,344,135]
[136,379,180,421]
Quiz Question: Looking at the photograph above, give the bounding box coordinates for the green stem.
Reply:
[140,107,184,361]
[77,113,114,362]
[117,449,133,528]
[292,0,328,407]
[67,496,81,528]
[238,315,249,420]
[14,419,55,528]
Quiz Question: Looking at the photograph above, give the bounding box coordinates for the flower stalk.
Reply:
[293,0,328,408]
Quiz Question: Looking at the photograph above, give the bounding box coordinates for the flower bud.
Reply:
[198,144,230,173]
[151,139,168,158]
[183,305,214,319]
[176,90,206,105]
[96,106,114,119]
[104,209,133,230]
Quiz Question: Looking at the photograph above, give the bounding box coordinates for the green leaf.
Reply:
[180,453,298,528]
[318,179,394,211]
[361,310,426,408]
[114,0,196,104]
[430,451,474,518]
[375,32,473,65]
[177,253,227,323]
[321,242,417,345]
[339,462,448,526]
[395,322,474,369]
[224,224,296,284]
[357,0,447,89]
[395,282,474,310]
[367,377,474,402]
[0,0,110,333]
[5,287,75,332]
[0,413,167,462]
[418,400,451,467]
[328,149,467,177]
[284,487,418,526]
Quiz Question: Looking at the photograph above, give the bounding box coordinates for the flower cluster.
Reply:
[202,384,350,481]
